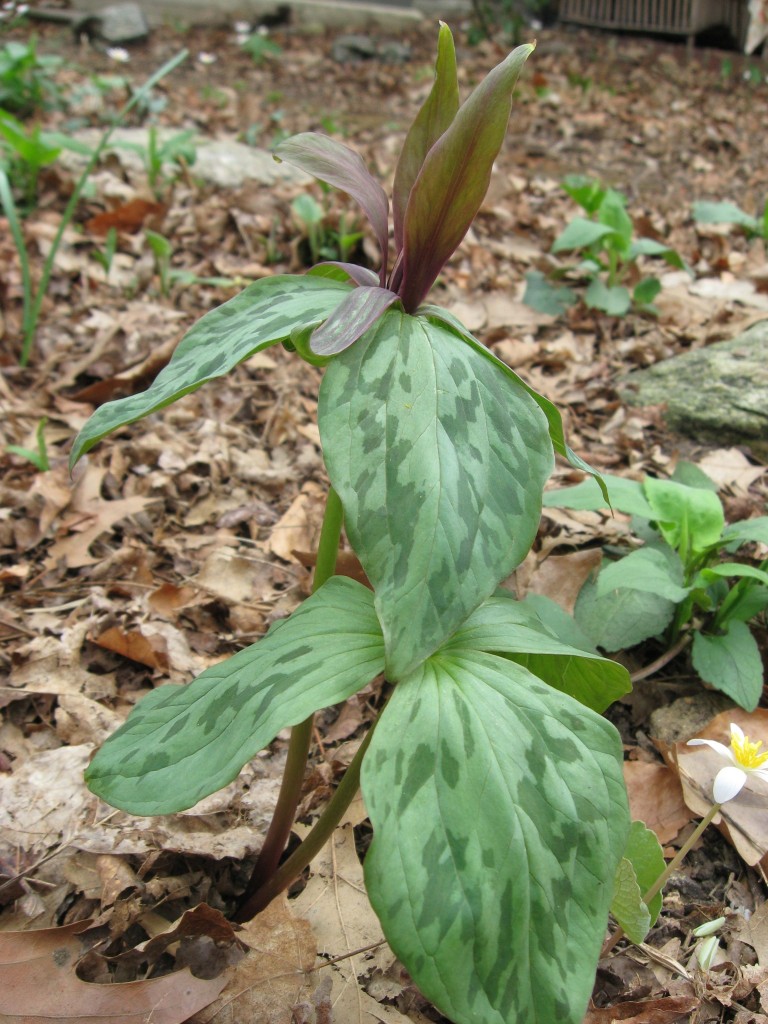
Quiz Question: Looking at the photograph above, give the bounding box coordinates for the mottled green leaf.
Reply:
[85,577,384,814]
[392,22,459,251]
[611,821,665,943]
[691,622,763,711]
[442,594,630,712]
[596,547,690,603]
[70,275,349,467]
[274,133,390,273]
[319,310,553,680]
[575,575,676,652]
[398,43,533,311]
[362,650,629,1024]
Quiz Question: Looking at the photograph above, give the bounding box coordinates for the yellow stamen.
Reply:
[730,732,768,770]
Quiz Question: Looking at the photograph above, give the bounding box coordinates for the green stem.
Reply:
[233,486,344,916]
[233,719,376,922]
[601,802,721,957]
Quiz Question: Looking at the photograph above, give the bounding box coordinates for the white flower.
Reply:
[197,51,217,65]
[106,47,130,63]
[688,722,768,803]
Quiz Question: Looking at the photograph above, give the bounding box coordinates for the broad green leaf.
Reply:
[310,285,399,355]
[585,279,631,316]
[596,547,690,604]
[398,43,533,312]
[692,199,758,232]
[552,217,617,253]
[419,303,609,500]
[443,594,630,712]
[274,133,390,274]
[520,592,599,654]
[629,238,676,258]
[721,516,768,549]
[632,277,661,307]
[362,650,629,1024]
[561,175,607,215]
[319,309,553,680]
[70,275,350,467]
[611,859,650,944]
[671,460,719,492]
[643,477,724,555]
[691,622,763,711]
[597,190,633,253]
[610,821,665,943]
[575,575,676,652]
[392,22,459,251]
[85,577,384,814]
[523,269,577,316]
[542,474,653,518]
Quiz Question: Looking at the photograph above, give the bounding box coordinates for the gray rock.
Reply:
[620,320,768,456]
[96,2,150,43]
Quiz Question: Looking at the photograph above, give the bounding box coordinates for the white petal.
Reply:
[688,738,734,762]
[713,766,748,803]
[753,768,768,785]
[730,722,745,744]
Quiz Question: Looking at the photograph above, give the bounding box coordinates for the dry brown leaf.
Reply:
[623,761,691,845]
[695,448,766,493]
[0,919,225,1024]
[267,484,325,563]
[85,199,166,235]
[515,548,603,613]
[188,896,315,1024]
[584,994,699,1023]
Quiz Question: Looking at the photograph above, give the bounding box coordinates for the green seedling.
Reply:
[0,50,188,367]
[525,175,689,317]
[290,192,363,265]
[241,31,282,65]
[693,197,768,243]
[70,28,633,1024]
[6,417,50,472]
[112,125,197,198]
[145,229,237,295]
[92,227,118,280]
[0,38,62,117]
[542,467,768,710]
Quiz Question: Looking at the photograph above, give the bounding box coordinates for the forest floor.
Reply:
[1,11,768,1024]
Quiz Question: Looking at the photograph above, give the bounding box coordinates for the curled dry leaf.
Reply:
[623,760,691,845]
[0,919,226,1024]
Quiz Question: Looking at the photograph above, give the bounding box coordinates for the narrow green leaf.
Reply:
[597,190,633,253]
[310,285,399,355]
[523,270,577,316]
[693,199,758,232]
[319,310,553,680]
[392,22,459,251]
[362,650,630,1024]
[596,547,690,603]
[561,175,606,215]
[585,279,631,316]
[399,43,534,312]
[85,577,384,814]
[691,622,763,711]
[443,594,630,712]
[643,477,724,554]
[70,276,349,467]
[697,563,768,588]
[542,474,653,517]
[721,516,768,549]
[552,218,617,253]
[274,133,390,275]
[575,575,676,652]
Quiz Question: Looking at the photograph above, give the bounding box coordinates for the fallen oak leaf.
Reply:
[0,919,226,1024]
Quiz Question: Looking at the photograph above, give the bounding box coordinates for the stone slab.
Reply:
[619,320,768,457]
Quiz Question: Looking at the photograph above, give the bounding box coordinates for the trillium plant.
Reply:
[71,27,635,1024]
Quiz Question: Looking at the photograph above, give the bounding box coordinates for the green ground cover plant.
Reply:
[70,28,637,1024]
[542,468,768,711]
[693,196,768,242]
[0,37,61,116]
[525,175,688,316]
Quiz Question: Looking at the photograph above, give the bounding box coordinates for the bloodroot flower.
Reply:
[688,722,768,803]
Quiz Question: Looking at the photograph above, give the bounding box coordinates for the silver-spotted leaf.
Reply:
[70,275,350,466]
[318,309,553,680]
[362,649,630,1024]
[85,577,384,814]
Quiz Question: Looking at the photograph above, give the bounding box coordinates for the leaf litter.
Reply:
[0,14,767,1024]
